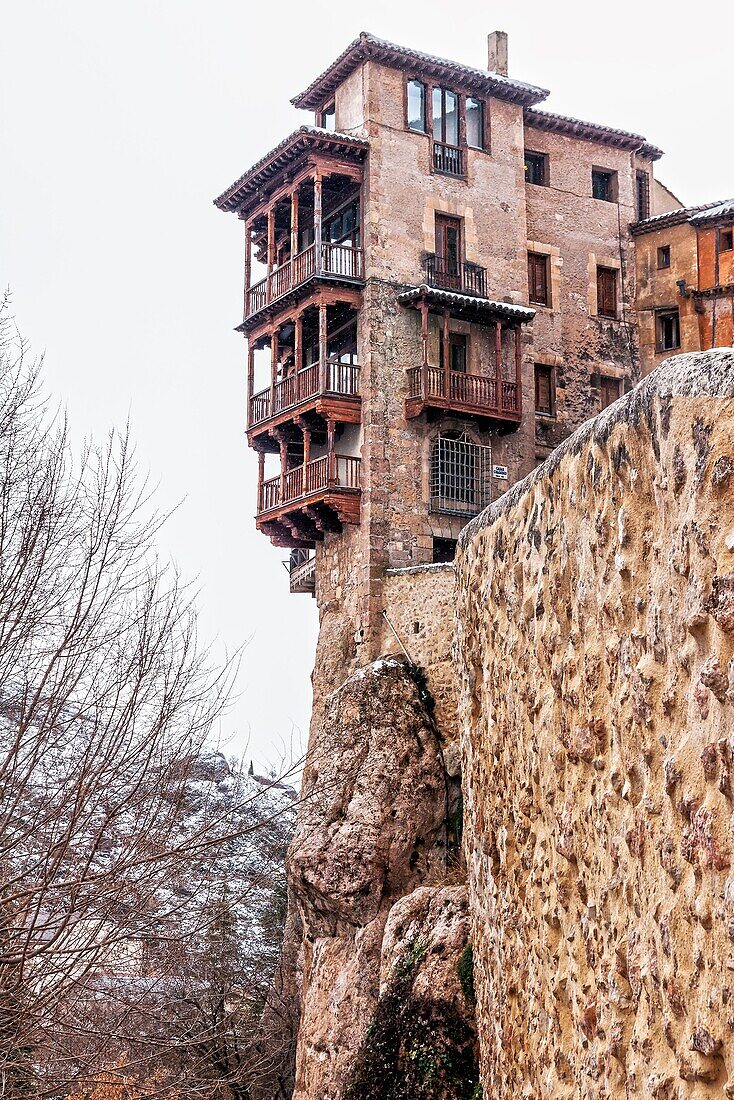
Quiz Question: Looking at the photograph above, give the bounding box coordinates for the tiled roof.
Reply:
[214,127,369,215]
[631,199,732,235]
[524,107,662,159]
[398,285,536,325]
[291,32,549,111]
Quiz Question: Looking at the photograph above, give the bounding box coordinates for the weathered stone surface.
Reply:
[456,349,734,1098]
[289,656,451,1100]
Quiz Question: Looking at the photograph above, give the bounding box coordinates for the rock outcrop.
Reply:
[456,350,734,1097]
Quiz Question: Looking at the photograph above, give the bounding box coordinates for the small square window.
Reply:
[657,245,671,269]
[433,537,457,564]
[718,227,734,253]
[657,309,680,352]
[524,151,548,187]
[600,376,621,409]
[592,168,618,203]
[319,104,335,132]
[534,364,555,416]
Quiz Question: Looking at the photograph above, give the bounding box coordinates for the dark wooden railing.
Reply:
[433,142,464,177]
[424,254,487,297]
[258,455,361,515]
[406,366,519,417]
[246,241,365,317]
[249,361,360,427]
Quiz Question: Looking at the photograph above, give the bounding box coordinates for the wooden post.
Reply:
[318,301,328,393]
[270,327,279,417]
[266,206,275,302]
[290,188,299,260]
[495,321,503,413]
[247,343,255,426]
[279,436,288,503]
[257,449,265,512]
[313,173,323,273]
[514,326,523,416]
[302,425,311,496]
[420,300,429,401]
[442,310,450,400]
[244,219,252,317]
[326,417,336,487]
[294,313,303,401]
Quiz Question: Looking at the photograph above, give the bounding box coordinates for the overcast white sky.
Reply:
[2,0,732,769]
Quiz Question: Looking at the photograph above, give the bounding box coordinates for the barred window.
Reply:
[430,433,492,516]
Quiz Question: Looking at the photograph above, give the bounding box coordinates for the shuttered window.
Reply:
[596,267,618,318]
[534,364,555,416]
[600,376,621,409]
[528,252,550,306]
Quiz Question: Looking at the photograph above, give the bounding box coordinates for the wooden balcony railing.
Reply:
[424,254,487,297]
[249,361,360,427]
[406,366,519,417]
[433,141,464,177]
[246,241,364,317]
[258,455,361,515]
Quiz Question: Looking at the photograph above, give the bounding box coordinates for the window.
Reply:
[432,86,459,146]
[439,333,468,373]
[600,376,622,409]
[407,79,426,133]
[432,537,457,564]
[319,104,335,132]
[657,245,671,269]
[596,266,618,318]
[592,169,617,203]
[431,433,491,516]
[466,97,485,150]
[324,194,361,247]
[528,252,550,306]
[434,214,462,288]
[718,227,734,253]
[636,170,650,221]
[524,151,548,187]
[534,364,555,416]
[657,308,680,352]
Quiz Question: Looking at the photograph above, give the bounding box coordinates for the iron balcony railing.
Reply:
[249,359,360,428]
[433,141,464,178]
[424,254,487,297]
[258,455,360,516]
[406,365,519,418]
[246,241,364,318]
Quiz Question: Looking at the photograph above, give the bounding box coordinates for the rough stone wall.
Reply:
[455,349,734,1098]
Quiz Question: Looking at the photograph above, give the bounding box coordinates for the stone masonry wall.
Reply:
[455,349,734,1098]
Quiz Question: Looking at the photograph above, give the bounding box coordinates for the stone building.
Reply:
[633,198,734,374]
[215,29,681,655]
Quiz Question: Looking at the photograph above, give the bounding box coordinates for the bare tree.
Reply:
[0,299,297,1099]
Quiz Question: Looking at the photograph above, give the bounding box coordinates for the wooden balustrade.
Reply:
[405,366,519,419]
[433,142,465,177]
[250,387,271,425]
[257,454,360,516]
[245,242,365,318]
[248,362,360,427]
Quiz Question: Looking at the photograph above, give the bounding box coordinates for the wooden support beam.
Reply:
[244,219,252,316]
[290,189,299,260]
[514,327,522,416]
[278,436,288,502]
[313,173,323,273]
[495,321,503,408]
[266,206,275,294]
[247,343,255,426]
[326,417,336,487]
[318,301,328,393]
[270,328,279,418]
[420,300,429,401]
[442,310,450,400]
[257,450,265,512]
[294,314,303,400]
[301,425,311,496]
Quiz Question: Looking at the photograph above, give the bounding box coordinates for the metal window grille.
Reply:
[430,435,492,517]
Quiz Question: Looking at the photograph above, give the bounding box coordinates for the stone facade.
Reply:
[455,349,734,1097]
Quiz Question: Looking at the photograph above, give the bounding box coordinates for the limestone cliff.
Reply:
[456,350,734,1097]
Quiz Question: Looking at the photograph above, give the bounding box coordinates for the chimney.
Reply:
[487,31,508,77]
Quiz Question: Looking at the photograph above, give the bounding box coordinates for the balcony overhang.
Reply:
[214,127,369,218]
[398,285,535,327]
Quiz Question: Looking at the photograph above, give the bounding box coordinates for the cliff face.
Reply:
[455,350,734,1097]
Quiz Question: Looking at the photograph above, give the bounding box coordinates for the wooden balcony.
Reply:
[433,141,465,177]
[249,360,360,435]
[405,365,521,426]
[246,242,364,323]
[424,254,487,297]
[286,549,316,595]
[257,454,360,548]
